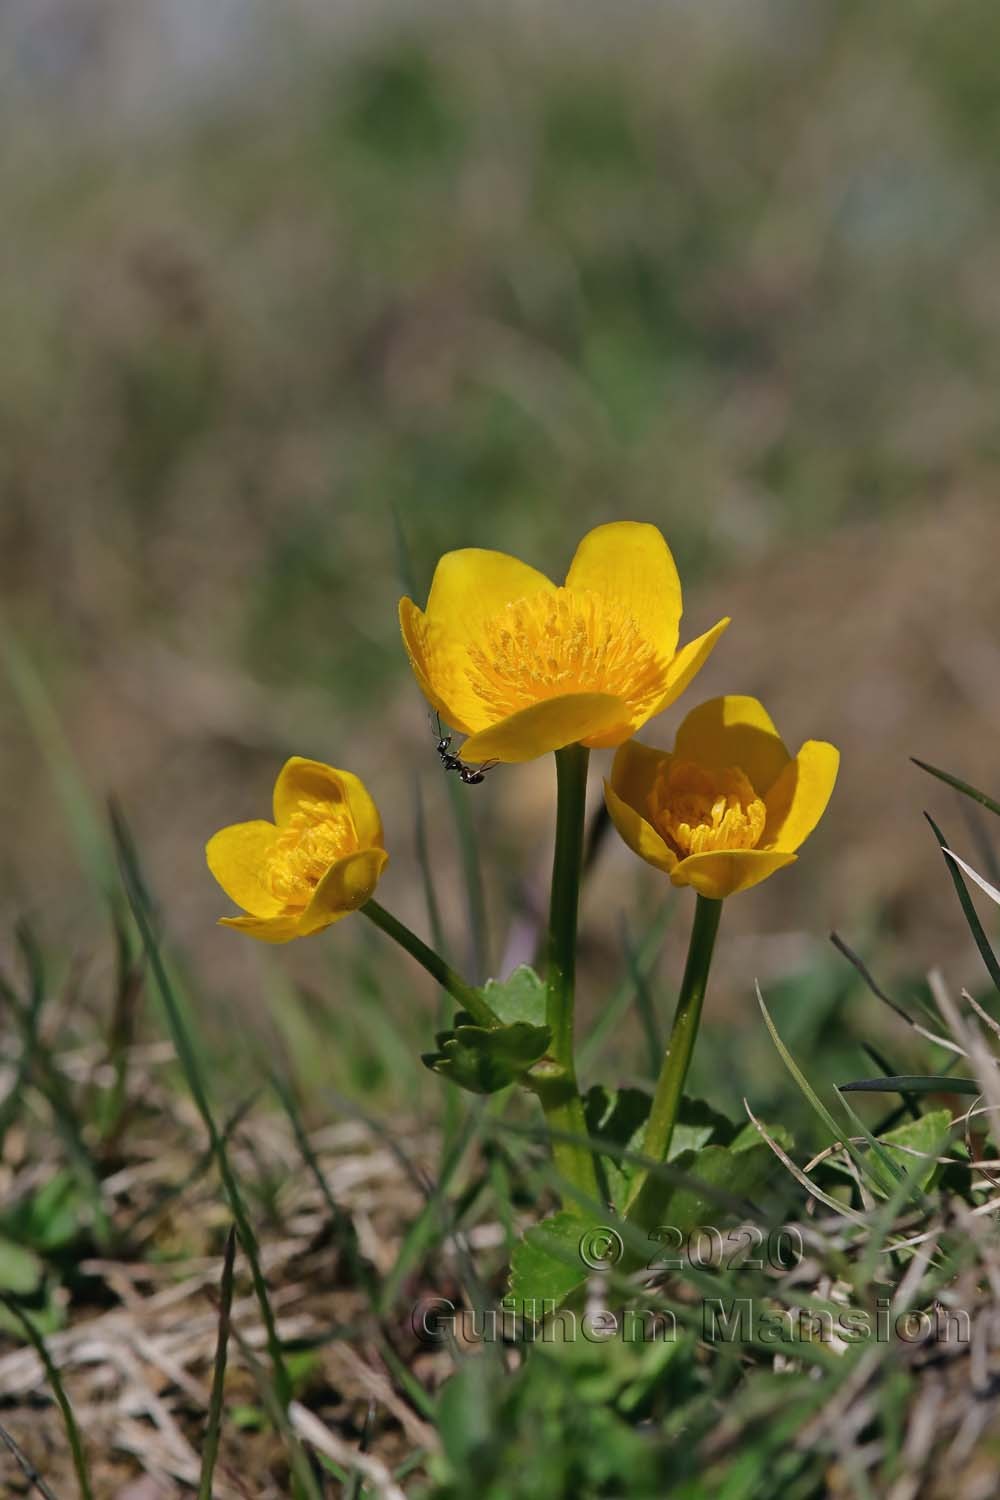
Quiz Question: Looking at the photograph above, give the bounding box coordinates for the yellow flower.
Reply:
[399,521,729,764]
[604,696,839,899]
[206,758,388,943]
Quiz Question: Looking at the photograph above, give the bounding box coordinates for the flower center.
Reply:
[649,761,766,858]
[464,588,664,721]
[265,799,357,908]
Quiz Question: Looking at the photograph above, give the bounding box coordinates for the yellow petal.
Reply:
[609,738,670,817]
[424,547,555,637]
[272,757,383,849]
[673,691,789,793]
[399,597,474,735]
[671,849,797,899]
[651,618,731,719]
[763,741,840,852]
[604,780,677,875]
[298,848,389,934]
[459,692,626,764]
[219,913,304,944]
[565,521,682,662]
[206,821,283,918]
[400,548,556,736]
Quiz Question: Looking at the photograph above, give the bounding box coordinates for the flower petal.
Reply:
[459,693,626,764]
[298,848,389,934]
[219,913,304,944]
[609,737,670,817]
[604,780,677,875]
[673,692,789,793]
[399,597,475,734]
[425,547,555,637]
[565,521,682,662]
[273,757,381,848]
[651,619,731,718]
[763,741,840,851]
[206,820,283,918]
[671,849,797,899]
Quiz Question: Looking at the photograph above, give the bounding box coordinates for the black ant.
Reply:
[432,713,498,785]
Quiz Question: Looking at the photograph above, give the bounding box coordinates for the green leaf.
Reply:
[667,1097,738,1160]
[583,1090,739,1213]
[879,1109,952,1192]
[507,1210,606,1311]
[839,1074,980,1095]
[480,965,547,1026]
[730,1118,793,1154]
[0,1236,44,1296]
[2,1170,90,1253]
[583,1086,651,1210]
[652,1142,777,1232]
[422,1015,552,1094]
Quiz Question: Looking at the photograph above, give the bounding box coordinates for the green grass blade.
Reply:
[110,805,293,1411]
[198,1226,237,1500]
[756,984,875,1185]
[0,628,112,894]
[445,773,490,980]
[0,929,111,1246]
[390,501,419,601]
[228,1328,323,1500]
[414,774,461,1156]
[1,1297,94,1500]
[378,1112,480,1315]
[269,1069,376,1302]
[912,757,1000,819]
[839,1074,980,1095]
[620,913,662,1077]
[835,1092,914,1202]
[925,812,1000,996]
[579,899,673,1071]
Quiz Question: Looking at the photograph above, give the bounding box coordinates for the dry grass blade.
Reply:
[290,1403,409,1500]
[830,932,967,1056]
[0,1420,63,1500]
[742,1099,868,1222]
[197,1226,237,1500]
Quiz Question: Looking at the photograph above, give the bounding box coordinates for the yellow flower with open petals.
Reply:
[206,758,388,942]
[605,696,839,899]
[399,521,730,764]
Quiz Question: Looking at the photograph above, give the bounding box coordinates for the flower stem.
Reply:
[361,899,498,1029]
[537,745,600,1209]
[628,893,722,1223]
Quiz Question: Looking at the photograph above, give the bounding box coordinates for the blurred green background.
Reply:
[2,0,1000,1104]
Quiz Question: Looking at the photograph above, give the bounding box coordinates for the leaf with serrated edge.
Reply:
[480,965,547,1026]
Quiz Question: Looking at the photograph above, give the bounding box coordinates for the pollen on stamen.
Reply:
[463,588,666,722]
[265,800,358,908]
[650,761,767,858]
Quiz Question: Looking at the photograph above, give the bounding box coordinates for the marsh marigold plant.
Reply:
[605,695,840,899]
[206,521,842,1261]
[399,521,730,763]
[206,757,388,942]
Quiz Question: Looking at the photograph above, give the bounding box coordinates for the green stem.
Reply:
[628,893,722,1223]
[361,899,498,1028]
[536,745,600,1209]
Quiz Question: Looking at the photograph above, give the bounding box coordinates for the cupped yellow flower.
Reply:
[206,758,388,943]
[399,521,730,764]
[604,696,839,899]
